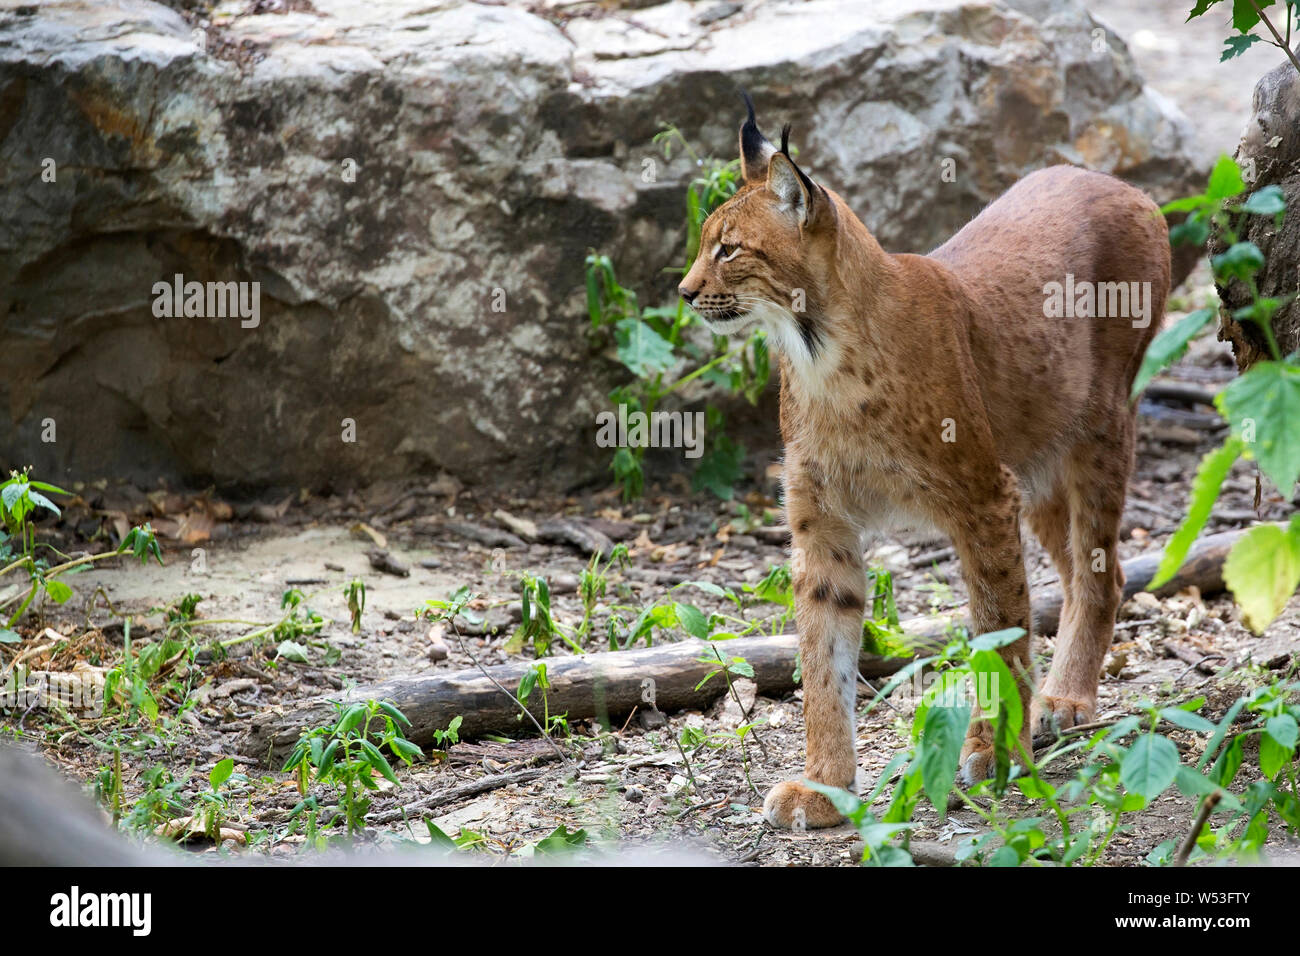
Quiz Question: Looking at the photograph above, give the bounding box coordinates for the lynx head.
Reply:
[678,92,837,358]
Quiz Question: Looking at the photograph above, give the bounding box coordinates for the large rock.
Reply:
[0,0,1204,492]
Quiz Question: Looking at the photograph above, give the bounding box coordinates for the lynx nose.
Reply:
[678,285,698,306]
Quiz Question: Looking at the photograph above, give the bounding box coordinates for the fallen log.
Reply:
[240,526,1252,765]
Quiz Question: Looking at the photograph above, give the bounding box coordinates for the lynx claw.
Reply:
[1032,695,1095,738]
[762,780,845,829]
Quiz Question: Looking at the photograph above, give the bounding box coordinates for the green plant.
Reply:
[585,127,772,501]
[577,544,630,642]
[1189,0,1300,72]
[197,757,243,841]
[517,662,567,737]
[1138,156,1299,632]
[0,469,162,635]
[821,626,1300,866]
[282,699,424,836]
[345,578,366,634]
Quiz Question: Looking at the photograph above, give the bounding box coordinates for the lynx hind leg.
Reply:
[934,465,1035,785]
[763,511,865,829]
[1035,423,1132,735]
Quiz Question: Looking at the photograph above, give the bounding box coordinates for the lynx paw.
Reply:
[1032,694,1095,738]
[958,722,995,786]
[762,780,845,829]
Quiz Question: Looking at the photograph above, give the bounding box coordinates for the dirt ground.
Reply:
[4,2,1299,866]
[3,264,1298,865]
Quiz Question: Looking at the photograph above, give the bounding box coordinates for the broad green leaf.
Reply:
[1211,735,1244,788]
[0,629,20,644]
[209,757,234,789]
[613,317,675,377]
[691,434,745,500]
[1131,308,1216,400]
[919,691,971,814]
[1150,438,1243,589]
[1221,33,1263,60]
[535,824,588,854]
[674,602,711,639]
[1159,706,1217,733]
[1218,360,1300,495]
[1260,732,1290,779]
[1185,0,1224,21]
[1265,713,1299,750]
[1211,241,1265,282]
[1205,153,1246,201]
[275,640,310,663]
[1222,520,1300,633]
[43,579,73,604]
[1120,734,1180,799]
[1240,184,1286,216]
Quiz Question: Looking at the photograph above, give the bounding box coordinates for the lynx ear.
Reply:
[738,90,777,183]
[766,149,816,227]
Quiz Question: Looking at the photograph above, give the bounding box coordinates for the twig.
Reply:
[366,767,548,824]
[452,631,575,771]
[1246,0,1300,75]
[1174,791,1222,866]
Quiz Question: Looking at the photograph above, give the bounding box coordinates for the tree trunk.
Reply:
[1214,60,1300,370]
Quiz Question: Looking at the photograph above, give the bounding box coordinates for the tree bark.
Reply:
[1213,60,1300,370]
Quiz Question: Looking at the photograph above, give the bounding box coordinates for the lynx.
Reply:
[678,96,1169,828]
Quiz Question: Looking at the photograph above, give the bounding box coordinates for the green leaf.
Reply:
[1205,153,1246,201]
[1240,184,1286,216]
[1232,0,1274,32]
[1120,734,1180,800]
[1211,735,1244,788]
[209,757,234,789]
[535,824,589,854]
[1265,713,1299,750]
[1260,732,1290,779]
[919,693,971,815]
[43,579,73,604]
[1222,520,1300,633]
[1158,706,1217,733]
[25,489,60,518]
[1185,0,1224,21]
[1150,439,1243,589]
[1221,33,1263,60]
[1218,360,1300,495]
[1211,241,1265,283]
[691,434,745,500]
[614,317,675,377]
[1131,308,1216,400]
[424,821,457,851]
[0,629,20,644]
[674,602,711,639]
[275,640,310,663]
[360,740,401,785]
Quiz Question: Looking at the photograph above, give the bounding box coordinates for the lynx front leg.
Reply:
[763,503,865,829]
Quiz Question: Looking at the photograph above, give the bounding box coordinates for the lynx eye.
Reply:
[718,243,742,262]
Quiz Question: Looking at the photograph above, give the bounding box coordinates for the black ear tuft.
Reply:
[775,123,819,215]
[738,89,777,182]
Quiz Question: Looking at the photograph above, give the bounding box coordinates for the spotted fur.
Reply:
[679,98,1170,829]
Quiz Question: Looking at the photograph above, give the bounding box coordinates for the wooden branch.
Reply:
[366,767,548,825]
[240,526,1255,766]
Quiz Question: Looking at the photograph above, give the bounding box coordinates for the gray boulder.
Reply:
[0,0,1203,491]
